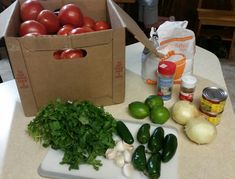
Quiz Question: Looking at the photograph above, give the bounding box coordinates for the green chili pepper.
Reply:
[148,127,164,153]
[137,123,151,144]
[162,133,178,163]
[132,145,147,171]
[147,152,161,179]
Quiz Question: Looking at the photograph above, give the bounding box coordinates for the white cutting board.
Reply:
[38,121,179,179]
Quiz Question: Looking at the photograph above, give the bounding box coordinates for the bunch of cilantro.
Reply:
[27,99,117,170]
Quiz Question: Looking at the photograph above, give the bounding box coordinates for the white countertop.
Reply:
[1,43,235,179]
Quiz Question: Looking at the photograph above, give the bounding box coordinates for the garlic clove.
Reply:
[105,148,117,160]
[123,150,132,163]
[122,141,134,151]
[115,152,125,168]
[122,163,134,177]
[115,140,125,152]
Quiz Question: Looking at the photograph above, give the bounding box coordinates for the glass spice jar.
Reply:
[179,75,197,102]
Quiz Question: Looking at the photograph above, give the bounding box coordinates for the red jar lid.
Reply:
[158,61,176,76]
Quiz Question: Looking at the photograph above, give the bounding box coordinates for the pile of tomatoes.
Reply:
[19,0,111,59]
[19,0,110,37]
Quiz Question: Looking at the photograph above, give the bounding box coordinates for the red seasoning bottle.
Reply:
[179,75,197,102]
[157,61,176,101]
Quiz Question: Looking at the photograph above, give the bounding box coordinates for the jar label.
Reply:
[157,78,173,100]
[179,91,193,102]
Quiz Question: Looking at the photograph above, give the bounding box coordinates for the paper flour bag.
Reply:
[157,21,196,83]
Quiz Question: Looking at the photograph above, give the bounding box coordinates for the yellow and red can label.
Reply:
[207,114,222,125]
[200,87,227,125]
[200,97,226,114]
[200,109,222,125]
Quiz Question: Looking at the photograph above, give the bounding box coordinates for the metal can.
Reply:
[199,87,227,125]
[200,109,223,125]
[200,87,227,114]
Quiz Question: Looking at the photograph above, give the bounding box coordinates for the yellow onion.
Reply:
[172,101,199,125]
[185,116,217,144]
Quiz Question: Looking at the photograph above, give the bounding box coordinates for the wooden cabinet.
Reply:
[197,0,235,59]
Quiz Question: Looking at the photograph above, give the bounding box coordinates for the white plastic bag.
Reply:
[141,21,195,84]
[157,21,196,83]
[141,28,160,84]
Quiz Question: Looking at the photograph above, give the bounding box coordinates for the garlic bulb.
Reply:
[105,140,134,177]
[122,141,134,152]
[115,140,126,152]
[115,152,125,167]
[105,148,117,160]
[123,150,132,163]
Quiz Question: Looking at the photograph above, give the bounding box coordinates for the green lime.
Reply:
[128,101,150,119]
[150,106,170,124]
[145,95,164,109]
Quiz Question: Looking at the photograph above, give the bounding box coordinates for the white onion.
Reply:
[172,101,199,125]
[185,116,217,144]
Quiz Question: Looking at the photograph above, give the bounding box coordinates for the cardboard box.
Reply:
[0,0,159,116]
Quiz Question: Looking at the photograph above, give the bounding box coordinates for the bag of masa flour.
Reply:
[141,21,196,84]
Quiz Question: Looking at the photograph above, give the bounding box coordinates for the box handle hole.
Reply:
[53,49,87,60]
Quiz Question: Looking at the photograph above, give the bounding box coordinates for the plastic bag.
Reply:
[141,28,160,84]
[141,21,196,84]
[157,21,196,83]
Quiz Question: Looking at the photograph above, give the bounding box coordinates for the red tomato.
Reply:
[57,25,74,35]
[19,20,47,36]
[58,4,84,27]
[94,21,110,31]
[83,16,95,30]
[20,0,44,21]
[60,49,84,59]
[69,27,94,35]
[37,10,60,34]
[23,32,41,37]
[53,50,65,59]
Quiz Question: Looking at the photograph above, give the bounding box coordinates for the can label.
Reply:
[207,114,222,125]
[200,97,226,113]
[200,109,222,125]
[200,87,227,125]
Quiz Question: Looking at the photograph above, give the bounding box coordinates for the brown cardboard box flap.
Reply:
[108,0,163,57]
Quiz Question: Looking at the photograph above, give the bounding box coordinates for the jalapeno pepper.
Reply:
[148,127,164,153]
[146,152,161,179]
[116,121,134,144]
[137,123,151,144]
[132,145,147,171]
[162,133,178,163]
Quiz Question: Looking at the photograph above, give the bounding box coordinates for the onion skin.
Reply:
[172,101,199,125]
[185,116,217,144]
